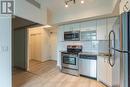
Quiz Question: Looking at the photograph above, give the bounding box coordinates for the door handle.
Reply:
[109,30,116,67]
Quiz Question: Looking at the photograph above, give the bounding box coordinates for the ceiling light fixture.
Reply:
[64,0,85,8]
[65,0,75,8]
[65,2,69,8]
[81,0,84,4]
[65,4,69,8]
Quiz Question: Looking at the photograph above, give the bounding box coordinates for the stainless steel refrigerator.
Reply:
[108,12,130,87]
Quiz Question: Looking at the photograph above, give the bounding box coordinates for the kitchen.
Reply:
[13,14,128,87]
[57,17,117,87]
[1,0,129,87]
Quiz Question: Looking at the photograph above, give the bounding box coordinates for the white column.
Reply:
[0,15,12,87]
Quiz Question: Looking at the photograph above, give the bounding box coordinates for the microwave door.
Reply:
[73,33,80,41]
[64,33,73,41]
[64,31,80,41]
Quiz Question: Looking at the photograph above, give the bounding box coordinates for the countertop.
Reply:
[60,51,111,57]
[79,52,111,57]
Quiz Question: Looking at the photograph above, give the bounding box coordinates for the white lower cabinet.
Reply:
[97,56,112,87]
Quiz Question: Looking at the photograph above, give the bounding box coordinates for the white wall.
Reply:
[15,0,47,24]
[28,27,50,62]
[0,16,12,87]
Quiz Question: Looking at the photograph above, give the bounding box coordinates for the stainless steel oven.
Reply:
[62,53,78,69]
[64,31,80,41]
[61,45,82,76]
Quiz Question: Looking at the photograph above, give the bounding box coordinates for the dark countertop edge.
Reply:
[60,51,111,57]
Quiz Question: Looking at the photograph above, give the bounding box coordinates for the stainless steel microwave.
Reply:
[64,31,80,41]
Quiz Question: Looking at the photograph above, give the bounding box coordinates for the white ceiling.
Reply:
[45,0,119,24]
[46,0,112,13]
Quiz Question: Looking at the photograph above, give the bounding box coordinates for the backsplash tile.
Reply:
[82,41,92,52]
[59,40,109,53]
[92,41,99,52]
[98,40,109,53]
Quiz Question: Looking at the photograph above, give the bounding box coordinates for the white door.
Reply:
[29,33,42,61]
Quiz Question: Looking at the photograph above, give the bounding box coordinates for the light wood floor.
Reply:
[13,60,106,87]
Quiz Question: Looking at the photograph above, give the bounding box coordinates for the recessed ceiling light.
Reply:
[81,0,84,4]
[65,4,68,8]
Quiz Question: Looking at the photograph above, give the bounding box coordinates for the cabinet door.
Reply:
[97,56,107,83]
[106,17,117,40]
[97,19,107,40]
[64,24,73,32]
[97,56,112,87]
[87,20,96,30]
[80,22,88,31]
[80,21,96,31]
[105,58,112,87]
[58,26,65,41]
[73,23,80,31]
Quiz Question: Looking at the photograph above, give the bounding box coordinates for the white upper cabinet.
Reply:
[80,20,96,31]
[97,19,107,40]
[73,23,80,31]
[58,17,117,41]
[80,22,88,31]
[58,23,80,42]
[87,20,97,31]
[65,23,80,31]
[107,17,117,34]
[106,17,118,39]
[64,24,73,32]
[107,17,117,23]
[80,21,96,41]
[58,26,65,42]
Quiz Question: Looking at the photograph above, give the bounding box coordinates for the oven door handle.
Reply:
[62,54,77,57]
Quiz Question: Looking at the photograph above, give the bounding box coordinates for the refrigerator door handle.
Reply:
[111,48,130,53]
[109,30,116,67]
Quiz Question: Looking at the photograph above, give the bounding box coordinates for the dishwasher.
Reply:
[79,54,97,79]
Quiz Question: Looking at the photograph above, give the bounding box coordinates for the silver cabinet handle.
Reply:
[109,30,116,67]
